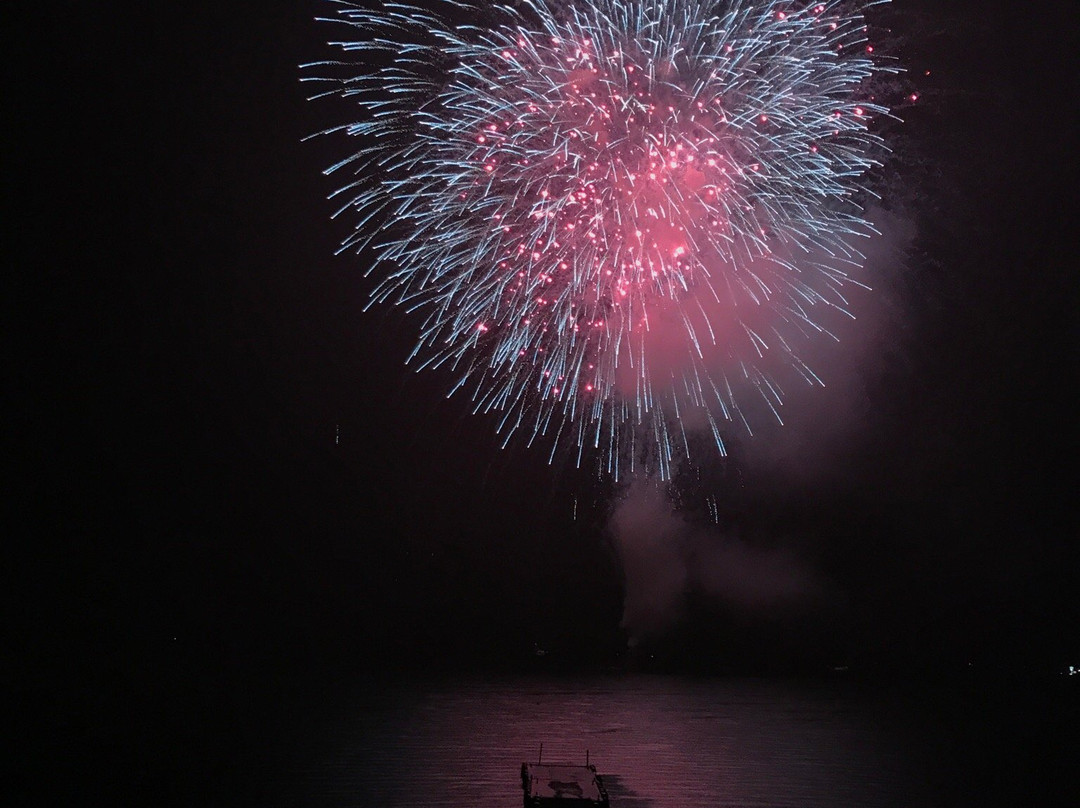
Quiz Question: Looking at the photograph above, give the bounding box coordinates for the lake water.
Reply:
[149,672,1073,808]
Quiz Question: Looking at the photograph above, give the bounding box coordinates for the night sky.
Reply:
[14,0,1078,695]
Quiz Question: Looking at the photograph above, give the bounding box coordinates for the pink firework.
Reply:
[305,0,897,478]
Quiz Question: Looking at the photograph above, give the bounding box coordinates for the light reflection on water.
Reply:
[256,676,935,808]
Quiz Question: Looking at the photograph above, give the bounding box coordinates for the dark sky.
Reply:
[14,0,1078,678]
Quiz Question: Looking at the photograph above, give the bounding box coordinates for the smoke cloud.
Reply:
[606,208,916,645]
[608,476,822,645]
[740,207,918,494]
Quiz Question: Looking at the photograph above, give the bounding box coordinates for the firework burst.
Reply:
[305,0,898,478]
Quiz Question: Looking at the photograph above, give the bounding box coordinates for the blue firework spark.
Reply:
[304,0,898,478]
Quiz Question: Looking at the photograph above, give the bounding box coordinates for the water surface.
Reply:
[234,675,943,807]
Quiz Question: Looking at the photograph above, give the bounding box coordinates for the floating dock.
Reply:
[521,760,609,807]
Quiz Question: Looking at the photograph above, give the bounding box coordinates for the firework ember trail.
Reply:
[305,0,899,478]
